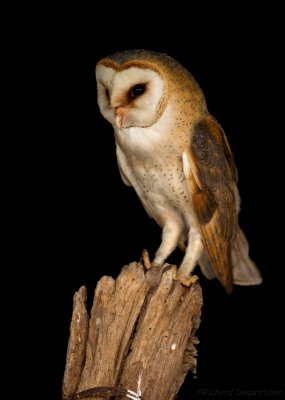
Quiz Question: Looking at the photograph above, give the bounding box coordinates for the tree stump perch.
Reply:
[62,261,203,400]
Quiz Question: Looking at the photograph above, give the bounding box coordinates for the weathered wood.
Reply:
[62,262,203,400]
[62,286,89,399]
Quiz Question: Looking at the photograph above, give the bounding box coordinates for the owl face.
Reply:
[96,64,166,129]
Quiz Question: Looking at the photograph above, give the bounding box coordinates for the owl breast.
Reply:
[115,124,197,231]
[133,159,187,207]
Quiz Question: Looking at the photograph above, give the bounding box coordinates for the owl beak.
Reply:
[115,106,129,129]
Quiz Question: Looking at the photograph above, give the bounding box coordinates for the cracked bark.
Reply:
[62,261,203,400]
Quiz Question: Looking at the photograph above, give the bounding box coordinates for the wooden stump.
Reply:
[62,261,203,400]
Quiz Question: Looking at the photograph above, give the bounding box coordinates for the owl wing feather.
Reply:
[183,116,238,293]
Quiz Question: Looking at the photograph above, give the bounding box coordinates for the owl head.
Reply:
[96,50,205,129]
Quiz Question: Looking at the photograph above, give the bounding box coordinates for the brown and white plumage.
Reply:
[96,49,262,293]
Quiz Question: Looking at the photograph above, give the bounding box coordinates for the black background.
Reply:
[39,9,284,400]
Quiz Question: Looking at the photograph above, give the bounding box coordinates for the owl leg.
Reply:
[176,228,203,285]
[152,214,183,267]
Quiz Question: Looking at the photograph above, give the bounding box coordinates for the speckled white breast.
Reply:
[116,141,196,233]
[114,102,199,230]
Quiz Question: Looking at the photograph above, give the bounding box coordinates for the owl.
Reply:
[96,50,262,293]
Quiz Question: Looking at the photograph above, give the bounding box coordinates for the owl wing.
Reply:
[182,116,238,293]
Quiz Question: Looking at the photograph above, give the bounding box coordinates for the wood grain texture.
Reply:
[62,262,202,400]
[62,286,89,399]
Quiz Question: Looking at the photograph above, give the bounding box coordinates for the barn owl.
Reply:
[96,49,262,293]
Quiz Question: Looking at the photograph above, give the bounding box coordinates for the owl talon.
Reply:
[180,275,199,287]
[162,263,173,273]
[172,266,199,287]
[142,249,152,270]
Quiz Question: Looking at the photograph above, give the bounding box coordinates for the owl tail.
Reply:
[198,227,262,286]
[231,227,262,286]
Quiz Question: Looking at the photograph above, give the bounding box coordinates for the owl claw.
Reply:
[180,275,199,287]
[172,266,199,287]
[142,249,152,270]
[162,263,173,273]
[142,249,165,270]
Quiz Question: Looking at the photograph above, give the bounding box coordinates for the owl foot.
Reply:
[171,266,199,287]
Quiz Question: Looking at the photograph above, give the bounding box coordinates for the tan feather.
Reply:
[184,116,238,293]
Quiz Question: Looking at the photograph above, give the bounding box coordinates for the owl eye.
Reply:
[129,84,145,99]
